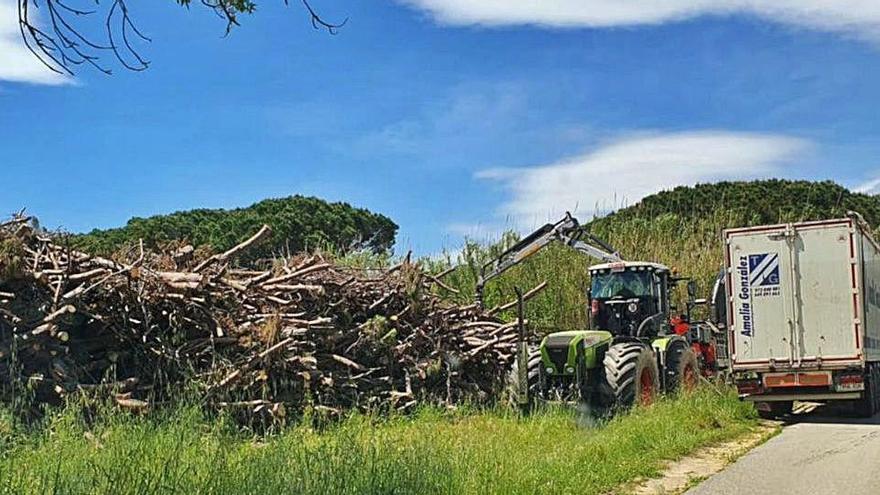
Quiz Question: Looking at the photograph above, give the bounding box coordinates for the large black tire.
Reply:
[506,350,542,413]
[854,364,879,418]
[666,344,699,393]
[603,343,659,409]
[757,401,793,419]
[872,364,880,415]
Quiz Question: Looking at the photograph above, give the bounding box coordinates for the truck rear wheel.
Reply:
[854,364,879,418]
[666,345,699,392]
[604,343,659,408]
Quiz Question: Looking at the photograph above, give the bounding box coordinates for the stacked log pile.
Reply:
[0,216,533,421]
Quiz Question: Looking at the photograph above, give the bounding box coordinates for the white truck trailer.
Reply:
[723,213,880,417]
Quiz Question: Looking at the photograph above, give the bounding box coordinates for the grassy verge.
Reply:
[0,388,756,495]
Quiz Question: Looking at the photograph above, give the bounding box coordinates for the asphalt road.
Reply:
[687,405,880,495]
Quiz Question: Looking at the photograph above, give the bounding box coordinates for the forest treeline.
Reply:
[73,195,398,258]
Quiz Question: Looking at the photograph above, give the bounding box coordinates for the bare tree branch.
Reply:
[17,0,346,76]
[106,0,150,71]
[297,0,347,34]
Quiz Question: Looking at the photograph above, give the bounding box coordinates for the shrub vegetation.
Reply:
[435,180,880,332]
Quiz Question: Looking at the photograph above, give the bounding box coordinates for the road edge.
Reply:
[625,420,781,495]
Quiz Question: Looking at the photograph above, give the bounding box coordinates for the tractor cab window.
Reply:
[591,270,653,299]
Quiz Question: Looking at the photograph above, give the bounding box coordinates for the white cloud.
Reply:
[0,0,71,85]
[400,1,880,41]
[477,130,809,228]
[856,176,880,195]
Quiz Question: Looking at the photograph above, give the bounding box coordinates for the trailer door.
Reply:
[792,222,859,363]
[728,221,859,368]
[728,227,793,366]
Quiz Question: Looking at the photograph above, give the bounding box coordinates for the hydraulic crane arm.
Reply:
[475,212,622,307]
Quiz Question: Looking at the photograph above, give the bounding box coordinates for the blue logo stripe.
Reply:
[753,254,779,285]
[756,257,780,286]
[748,253,770,276]
[749,253,778,285]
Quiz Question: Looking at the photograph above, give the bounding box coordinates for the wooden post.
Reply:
[515,286,529,414]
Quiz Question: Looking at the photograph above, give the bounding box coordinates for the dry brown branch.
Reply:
[0,219,518,422]
[194,224,272,272]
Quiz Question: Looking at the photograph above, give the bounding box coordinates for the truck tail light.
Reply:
[736,379,763,395]
[836,373,865,392]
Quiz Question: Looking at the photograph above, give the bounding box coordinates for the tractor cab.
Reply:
[588,261,672,339]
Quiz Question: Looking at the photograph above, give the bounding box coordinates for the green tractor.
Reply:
[475,213,703,413]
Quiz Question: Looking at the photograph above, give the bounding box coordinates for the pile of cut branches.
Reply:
[0,216,537,422]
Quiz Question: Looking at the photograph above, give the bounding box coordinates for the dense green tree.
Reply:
[591,179,880,230]
[73,195,397,258]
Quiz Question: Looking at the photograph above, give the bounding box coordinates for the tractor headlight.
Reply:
[565,366,575,374]
[627,302,638,313]
[545,367,554,374]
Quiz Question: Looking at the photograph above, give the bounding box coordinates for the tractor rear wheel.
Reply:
[603,343,659,409]
[507,349,543,413]
[667,345,699,393]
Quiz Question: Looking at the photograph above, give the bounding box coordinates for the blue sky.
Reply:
[2,1,880,254]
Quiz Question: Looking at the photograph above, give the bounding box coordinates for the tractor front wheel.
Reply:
[667,345,700,393]
[603,343,659,409]
[506,350,543,413]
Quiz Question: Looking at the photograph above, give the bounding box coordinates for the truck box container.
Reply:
[723,213,880,412]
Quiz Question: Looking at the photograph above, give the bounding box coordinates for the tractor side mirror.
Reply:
[710,270,727,326]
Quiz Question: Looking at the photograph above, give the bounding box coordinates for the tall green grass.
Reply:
[0,388,755,495]
[335,181,880,335]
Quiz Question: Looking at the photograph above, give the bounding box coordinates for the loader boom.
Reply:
[475,212,622,307]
